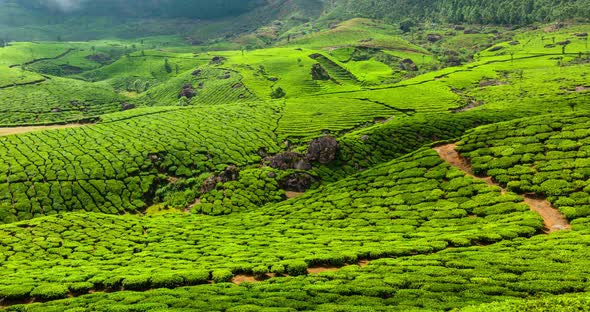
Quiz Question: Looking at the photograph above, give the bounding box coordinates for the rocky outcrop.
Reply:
[267,135,340,170]
[210,56,227,65]
[178,83,197,99]
[200,165,240,193]
[400,58,418,71]
[266,152,311,170]
[311,63,331,81]
[121,103,136,111]
[306,135,339,164]
[280,173,316,192]
[426,34,443,42]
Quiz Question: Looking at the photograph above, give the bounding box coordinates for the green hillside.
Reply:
[1,2,590,311]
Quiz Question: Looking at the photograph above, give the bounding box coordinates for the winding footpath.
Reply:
[434,144,571,233]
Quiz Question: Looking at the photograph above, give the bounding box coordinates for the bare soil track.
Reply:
[434,143,571,232]
[0,124,86,137]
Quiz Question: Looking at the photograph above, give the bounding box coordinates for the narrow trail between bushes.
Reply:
[434,143,571,233]
[0,124,87,137]
[231,260,371,285]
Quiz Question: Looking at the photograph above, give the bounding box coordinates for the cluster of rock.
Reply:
[200,165,240,193]
[265,135,340,170]
[178,83,197,99]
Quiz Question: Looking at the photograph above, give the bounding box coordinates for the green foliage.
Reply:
[341,0,590,25]
[164,58,172,74]
[458,112,590,220]
[270,86,286,99]
[150,274,184,289]
[30,284,69,300]
[212,270,234,283]
[0,285,33,300]
[122,275,151,290]
[10,231,590,311]
[252,265,269,278]
[285,260,308,276]
[0,104,280,222]
[0,148,544,300]
[194,168,286,215]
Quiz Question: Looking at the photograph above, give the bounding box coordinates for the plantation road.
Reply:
[434,143,571,232]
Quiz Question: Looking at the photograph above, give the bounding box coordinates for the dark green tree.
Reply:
[164,58,172,73]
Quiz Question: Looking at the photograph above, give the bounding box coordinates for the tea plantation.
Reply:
[0,11,590,311]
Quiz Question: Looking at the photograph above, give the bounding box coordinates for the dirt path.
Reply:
[286,191,305,199]
[0,124,87,137]
[434,143,570,232]
[231,261,367,285]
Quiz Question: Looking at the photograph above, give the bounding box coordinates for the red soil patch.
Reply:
[307,265,340,274]
[434,143,570,233]
[286,191,305,199]
[524,196,571,232]
[232,275,258,285]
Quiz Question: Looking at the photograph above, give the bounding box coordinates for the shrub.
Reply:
[150,273,184,289]
[212,270,234,283]
[252,265,269,278]
[122,275,151,290]
[271,264,285,275]
[30,284,70,300]
[179,270,210,285]
[0,285,34,300]
[285,261,308,276]
[69,282,93,295]
[270,87,286,99]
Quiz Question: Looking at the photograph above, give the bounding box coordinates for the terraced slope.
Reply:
[0,104,280,223]
[457,112,590,224]
[0,147,544,305]
[0,21,590,312]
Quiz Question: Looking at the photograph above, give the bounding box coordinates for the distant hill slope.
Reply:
[2,0,590,41]
[334,0,590,25]
[0,0,328,41]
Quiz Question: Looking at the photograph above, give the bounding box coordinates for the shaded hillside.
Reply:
[335,0,590,25]
[0,0,327,41]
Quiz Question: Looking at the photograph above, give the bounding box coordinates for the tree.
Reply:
[270,87,286,99]
[164,58,172,73]
[399,18,416,33]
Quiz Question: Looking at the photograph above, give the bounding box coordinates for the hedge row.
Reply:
[7,229,590,311]
[457,112,590,221]
[0,148,544,302]
[0,104,281,222]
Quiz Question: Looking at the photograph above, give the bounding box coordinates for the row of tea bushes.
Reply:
[0,148,543,301]
[457,112,590,220]
[0,104,281,222]
[7,229,590,311]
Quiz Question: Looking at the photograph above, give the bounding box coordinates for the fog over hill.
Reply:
[1,0,589,41]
